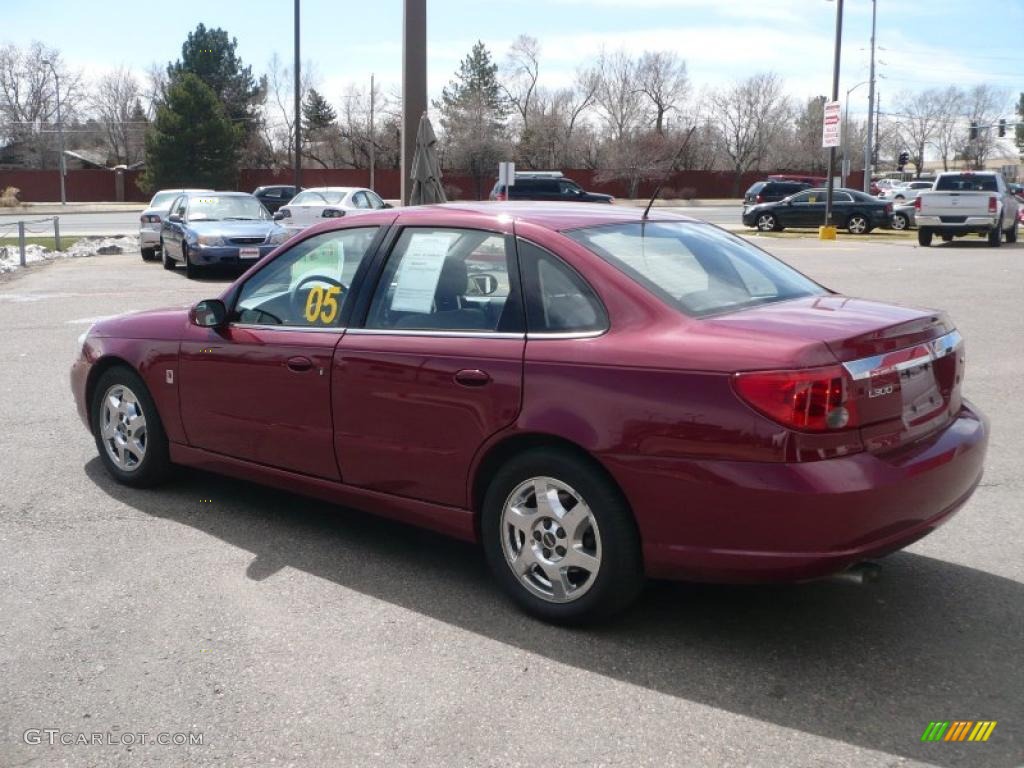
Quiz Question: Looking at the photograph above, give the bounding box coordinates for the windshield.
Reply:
[568,222,826,317]
[935,175,998,192]
[188,195,269,221]
[292,190,346,205]
[150,191,180,209]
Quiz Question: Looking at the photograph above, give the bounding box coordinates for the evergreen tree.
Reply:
[141,73,241,191]
[1016,92,1023,157]
[166,24,264,144]
[302,88,337,133]
[436,41,509,197]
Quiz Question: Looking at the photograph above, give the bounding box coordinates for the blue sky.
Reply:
[3,0,1021,118]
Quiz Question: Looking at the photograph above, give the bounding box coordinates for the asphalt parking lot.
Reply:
[1,235,1021,768]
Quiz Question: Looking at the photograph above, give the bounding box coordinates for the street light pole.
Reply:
[842,80,869,186]
[293,0,302,190]
[824,0,844,229]
[43,60,66,206]
[863,0,877,193]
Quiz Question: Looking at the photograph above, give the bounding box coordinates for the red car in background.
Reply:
[71,203,988,623]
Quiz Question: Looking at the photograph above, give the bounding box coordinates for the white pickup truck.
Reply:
[914,171,1020,247]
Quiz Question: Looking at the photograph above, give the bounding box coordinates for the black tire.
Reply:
[941,234,954,242]
[161,240,175,271]
[481,448,644,624]
[988,220,1002,248]
[918,228,933,247]
[184,243,199,279]
[847,214,870,235]
[890,212,909,231]
[755,213,778,232]
[141,247,156,261]
[1007,218,1018,243]
[91,366,171,488]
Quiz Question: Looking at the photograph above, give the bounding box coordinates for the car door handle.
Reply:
[286,356,313,372]
[454,369,491,387]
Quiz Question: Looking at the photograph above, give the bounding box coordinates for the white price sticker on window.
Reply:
[390,233,455,313]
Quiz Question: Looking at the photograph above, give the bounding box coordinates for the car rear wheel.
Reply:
[890,212,909,231]
[91,367,170,487]
[161,240,175,270]
[756,213,778,232]
[481,448,644,624]
[141,247,156,261]
[988,220,1002,248]
[918,228,933,247]
[847,214,869,235]
[1006,218,1018,243]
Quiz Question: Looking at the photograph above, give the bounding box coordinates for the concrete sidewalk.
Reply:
[0,202,145,216]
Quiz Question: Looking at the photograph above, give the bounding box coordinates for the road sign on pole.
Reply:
[822,101,842,148]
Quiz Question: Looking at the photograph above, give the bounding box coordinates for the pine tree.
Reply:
[436,41,509,197]
[141,73,242,192]
[302,89,337,133]
[167,24,264,145]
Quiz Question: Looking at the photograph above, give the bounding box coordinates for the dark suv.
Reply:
[253,185,300,213]
[490,173,613,204]
[743,180,810,211]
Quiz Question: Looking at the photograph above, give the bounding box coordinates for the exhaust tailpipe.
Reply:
[831,561,882,585]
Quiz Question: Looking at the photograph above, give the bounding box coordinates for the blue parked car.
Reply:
[160,191,291,279]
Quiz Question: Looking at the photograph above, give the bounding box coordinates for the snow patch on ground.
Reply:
[0,235,138,275]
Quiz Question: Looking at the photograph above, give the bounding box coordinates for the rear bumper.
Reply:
[139,227,160,247]
[604,401,988,583]
[917,215,997,232]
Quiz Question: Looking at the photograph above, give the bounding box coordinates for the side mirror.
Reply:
[168,213,182,223]
[383,202,394,209]
[272,211,285,221]
[190,299,227,328]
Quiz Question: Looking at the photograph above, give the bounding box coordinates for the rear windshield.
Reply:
[150,191,179,208]
[292,190,345,205]
[935,175,998,192]
[745,182,766,195]
[567,222,825,317]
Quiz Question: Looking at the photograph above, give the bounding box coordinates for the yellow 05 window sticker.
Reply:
[303,286,341,324]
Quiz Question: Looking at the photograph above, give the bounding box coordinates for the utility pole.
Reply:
[402,0,427,205]
[293,0,302,189]
[369,73,376,192]
[43,60,66,205]
[863,0,877,193]
[875,90,881,169]
[824,0,843,230]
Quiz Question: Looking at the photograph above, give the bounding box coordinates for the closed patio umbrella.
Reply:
[409,113,447,206]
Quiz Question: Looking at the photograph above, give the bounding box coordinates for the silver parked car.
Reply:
[138,188,213,261]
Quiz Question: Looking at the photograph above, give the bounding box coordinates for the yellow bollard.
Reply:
[818,225,837,240]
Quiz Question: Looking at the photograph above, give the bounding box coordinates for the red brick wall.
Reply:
[0,168,867,203]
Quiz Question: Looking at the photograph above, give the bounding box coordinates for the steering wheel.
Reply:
[290,274,347,324]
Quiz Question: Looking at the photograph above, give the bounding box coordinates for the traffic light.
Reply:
[898,151,909,170]
[998,119,1006,138]
[970,122,979,141]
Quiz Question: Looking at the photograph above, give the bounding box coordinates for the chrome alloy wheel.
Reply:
[99,384,147,471]
[756,214,776,232]
[848,215,869,234]
[500,476,602,604]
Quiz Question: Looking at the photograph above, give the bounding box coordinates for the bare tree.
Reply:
[501,35,540,139]
[958,84,1009,169]
[593,50,649,144]
[709,73,792,194]
[635,51,689,134]
[930,86,965,171]
[89,67,144,165]
[260,52,315,168]
[893,89,944,177]
[0,41,82,168]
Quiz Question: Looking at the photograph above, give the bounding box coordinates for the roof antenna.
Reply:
[642,126,697,221]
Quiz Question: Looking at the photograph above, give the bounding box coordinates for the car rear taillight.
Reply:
[755,194,763,204]
[988,196,998,213]
[733,365,858,432]
[885,203,893,214]
[141,214,161,224]
[496,191,508,201]
[914,196,922,211]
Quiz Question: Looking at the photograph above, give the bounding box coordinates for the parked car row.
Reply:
[742,187,892,234]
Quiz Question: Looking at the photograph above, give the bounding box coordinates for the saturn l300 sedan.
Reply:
[71,202,988,623]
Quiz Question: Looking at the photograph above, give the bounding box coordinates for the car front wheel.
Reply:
[183,243,200,278]
[481,448,644,624]
[91,366,170,487]
[161,240,175,270]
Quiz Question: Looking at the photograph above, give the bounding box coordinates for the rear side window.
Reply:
[567,222,825,317]
[745,182,766,196]
[517,239,607,334]
[935,175,998,192]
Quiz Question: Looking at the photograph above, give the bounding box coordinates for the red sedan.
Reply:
[71,203,988,623]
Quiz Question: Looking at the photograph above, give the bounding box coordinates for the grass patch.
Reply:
[0,236,83,251]
[740,229,917,241]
